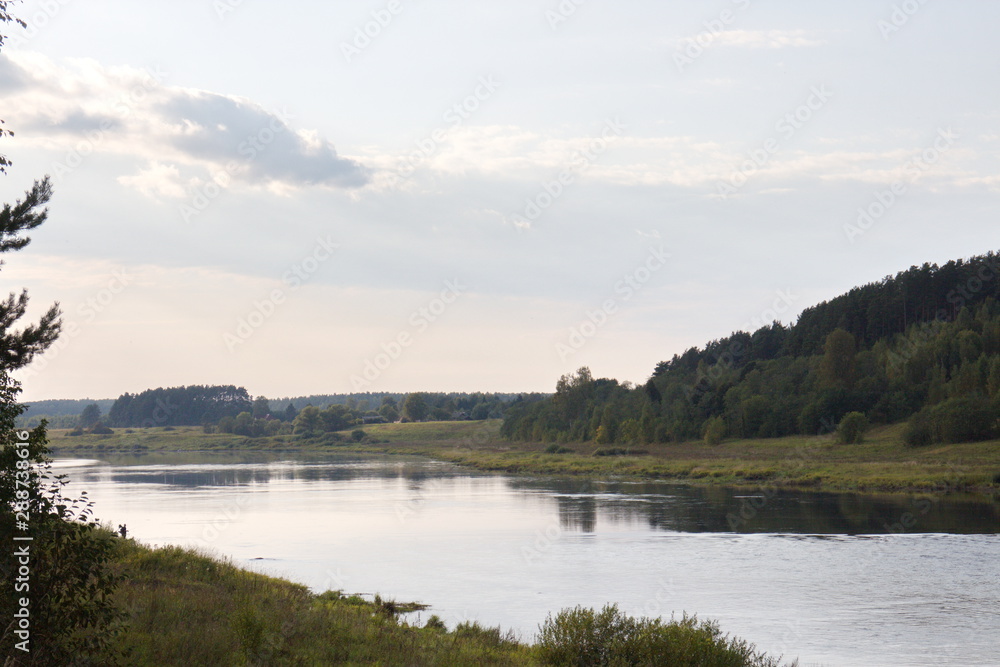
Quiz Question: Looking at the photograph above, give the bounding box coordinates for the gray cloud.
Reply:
[32,109,122,134]
[0,54,27,92]
[160,91,369,188]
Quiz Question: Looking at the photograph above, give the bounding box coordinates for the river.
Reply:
[57,452,1000,667]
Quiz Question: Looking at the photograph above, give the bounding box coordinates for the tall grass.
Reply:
[102,540,789,666]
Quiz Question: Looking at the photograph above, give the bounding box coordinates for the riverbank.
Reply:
[90,535,784,666]
[46,420,1000,497]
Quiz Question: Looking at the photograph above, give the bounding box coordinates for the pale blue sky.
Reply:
[3,0,999,401]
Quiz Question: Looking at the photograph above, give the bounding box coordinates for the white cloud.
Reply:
[117,162,186,200]
[712,29,826,49]
[1,52,369,196]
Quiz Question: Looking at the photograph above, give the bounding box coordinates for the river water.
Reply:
[57,453,1000,667]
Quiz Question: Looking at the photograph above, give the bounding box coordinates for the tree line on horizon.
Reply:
[59,387,538,438]
[502,252,1000,447]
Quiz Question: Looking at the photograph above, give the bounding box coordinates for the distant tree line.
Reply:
[503,252,1000,447]
[108,385,252,427]
[98,386,543,438]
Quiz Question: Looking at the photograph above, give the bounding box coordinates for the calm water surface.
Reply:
[58,453,1000,667]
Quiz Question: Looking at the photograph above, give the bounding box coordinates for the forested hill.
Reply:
[502,251,1000,447]
[785,252,1000,355]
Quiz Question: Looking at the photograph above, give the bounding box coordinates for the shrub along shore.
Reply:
[84,534,789,666]
[46,420,1000,497]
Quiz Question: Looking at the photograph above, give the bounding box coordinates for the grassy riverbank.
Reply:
[47,420,1000,497]
[103,537,533,665]
[96,536,785,666]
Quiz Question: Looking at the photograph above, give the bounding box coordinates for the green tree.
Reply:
[819,328,857,390]
[988,357,1000,397]
[836,411,868,444]
[402,392,429,422]
[78,402,102,429]
[293,405,321,434]
[703,415,726,445]
[378,403,399,422]
[233,411,254,436]
[251,396,271,419]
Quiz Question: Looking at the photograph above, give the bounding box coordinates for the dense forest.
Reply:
[502,252,1000,447]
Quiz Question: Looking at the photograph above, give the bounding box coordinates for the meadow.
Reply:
[47,419,1000,497]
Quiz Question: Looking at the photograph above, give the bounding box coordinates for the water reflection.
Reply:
[59,454,1000,536]
[510,477,1000,535]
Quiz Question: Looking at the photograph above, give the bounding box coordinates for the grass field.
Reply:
[46,420,1000,497]
[101,536,533,665]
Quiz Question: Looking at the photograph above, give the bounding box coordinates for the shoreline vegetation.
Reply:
[47,420,1000,498]
[35,416,997,663]
[91,535,789,666]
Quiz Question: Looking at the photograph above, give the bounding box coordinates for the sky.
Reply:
[2,0,999,402]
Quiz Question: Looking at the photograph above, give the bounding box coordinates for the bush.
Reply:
[535,604,782,667]
[836,412,868,444]
[906,397,999,446]
[904,410,933,446]
[593,447,647,457]
[545,444,573,454]
[90,422,114,435]
[424,614,447,631]
[351,429,366,442]
[703,416,726,445]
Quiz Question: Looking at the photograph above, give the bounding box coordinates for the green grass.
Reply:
[98,538,788,666]
[104,538,533,665]
[47,420,1000,496]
